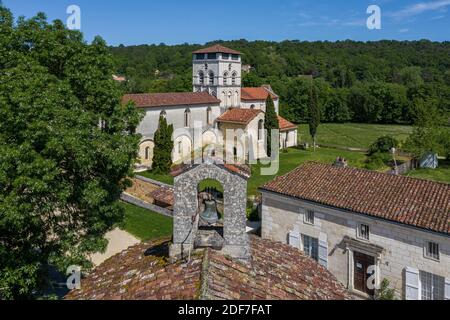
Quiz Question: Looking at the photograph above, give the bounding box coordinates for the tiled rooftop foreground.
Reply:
[66,236,351,300]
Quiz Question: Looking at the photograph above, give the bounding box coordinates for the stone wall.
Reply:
[120,193,173,218]
[261,191,450,299]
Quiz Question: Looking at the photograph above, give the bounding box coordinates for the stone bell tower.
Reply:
[169,160,251,262]
[192,44,242,109]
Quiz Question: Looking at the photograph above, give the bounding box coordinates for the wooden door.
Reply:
[354,251,375,296]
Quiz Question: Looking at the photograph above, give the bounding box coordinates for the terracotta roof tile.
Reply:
[241,87,278,101]
[260,162,450,235]
[122,92,220,108]
[217,108,262,125]
[278,116,297,131]
[66,236,351,300]
[148,187,174,207]
[65,239,202,300]
[192,45,241,55]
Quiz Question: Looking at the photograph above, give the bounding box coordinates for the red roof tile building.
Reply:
[122,92,221,108]
[217,108,262,125]
[241,87,279,101]
[260,162,450,300]
[65,236,351,300]
[125,44,297,169]
[192,44,242,55]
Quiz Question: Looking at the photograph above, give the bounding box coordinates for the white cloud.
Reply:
[390,0,450,19]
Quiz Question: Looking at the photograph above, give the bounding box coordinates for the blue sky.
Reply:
[3,0,450,45]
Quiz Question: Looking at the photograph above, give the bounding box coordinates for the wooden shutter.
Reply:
[445,278,450,300]
[318,233,328,268]
[405,267,420,300]
[288,231,300,249]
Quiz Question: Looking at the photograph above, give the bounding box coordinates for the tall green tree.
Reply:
[152,115,174,174]
[264,95,280,158]
[308,83,321,151]
[0,8,143,299]
[405,98,448,159]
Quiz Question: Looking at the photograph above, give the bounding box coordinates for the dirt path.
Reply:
[89,228,140,267]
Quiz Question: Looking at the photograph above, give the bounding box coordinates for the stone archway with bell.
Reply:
[169,161,251,261]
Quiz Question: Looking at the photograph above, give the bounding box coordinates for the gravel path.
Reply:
[90,228,140,267]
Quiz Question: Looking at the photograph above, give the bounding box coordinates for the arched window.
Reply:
[223,72,229,85]
[198,71,204,85]
[209,71,214,85]
[222,91,227,106]
[206,107,212,125]
[145,147,150,160]
[234,90,239,107]
[258,119,264,141]
[160,110,167,119]
[231,72,237,85]
[250,104,255,109]
[228,91,232,106]
[184,108,191,127]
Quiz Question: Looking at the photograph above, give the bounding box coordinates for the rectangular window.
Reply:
[304,210,315,225]
[231,54,239,60]
[222,53,230,60]
[302,235,319,262]
[207,53,217,60]
[425,241,440,261]
[196,53,205,60]
[358,224,370,241]
[420,271,445,300]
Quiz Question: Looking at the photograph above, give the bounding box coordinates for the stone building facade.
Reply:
[260,162,450,300]
[122,44,298,169]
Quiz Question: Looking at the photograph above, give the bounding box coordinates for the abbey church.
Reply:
[122,44,298,168]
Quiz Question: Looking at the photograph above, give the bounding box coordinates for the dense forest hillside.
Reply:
[111,40,450,124]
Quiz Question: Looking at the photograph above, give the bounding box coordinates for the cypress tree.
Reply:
[264,95,280,158]
[308,82,321,151]
[152,115,174,174]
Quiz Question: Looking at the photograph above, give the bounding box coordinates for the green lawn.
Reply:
[297,123,413,149]
[139,170,174,185]
[405,160,450,184]
[120,202,172,241]
[138,148,370,197]
[247,147,368,196]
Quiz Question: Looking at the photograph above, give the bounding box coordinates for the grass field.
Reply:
[297,123,413,149]
[119,202,172,241]
[405,160,450,184]
[139,147,369,196]
[247,147,368,196]
[139,170,174,185]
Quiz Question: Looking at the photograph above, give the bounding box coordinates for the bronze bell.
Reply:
[200,200,219,225]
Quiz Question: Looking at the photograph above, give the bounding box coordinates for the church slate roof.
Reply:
[217,108,262,125]
[260,162,450,235]
[241,87,279,101]
[122,92,221,108]
[192,44,242,55]
[65,236,351,300]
